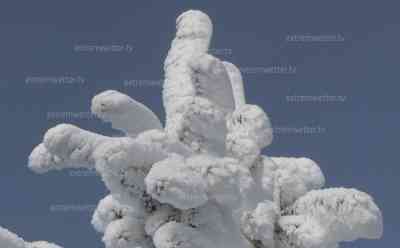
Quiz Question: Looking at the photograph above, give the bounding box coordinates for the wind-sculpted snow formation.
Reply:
[10,9,382,248]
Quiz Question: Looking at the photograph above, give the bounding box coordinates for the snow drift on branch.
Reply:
[0,227,62,248]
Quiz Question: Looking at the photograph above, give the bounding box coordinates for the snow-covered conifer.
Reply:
[20,9,383,248]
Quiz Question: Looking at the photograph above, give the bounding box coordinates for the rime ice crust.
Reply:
[223,61,246,108]
[23,9,383,248]
[29,143,74,174]
[241,201,277,247]
[163,10,235,155]
[271,157,326,207]
[29,241,63,248]
[145,154,209,209]
[0,227,62,248]
[163,10,213,116]
[171,97,228,155]
[92,195,143,233]
[285,188,383,245]
[227,104,273,149]
[91,90,163,137]
[0,227,26,248]
[226,104,273,168]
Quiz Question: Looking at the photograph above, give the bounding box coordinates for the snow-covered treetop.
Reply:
[5,9,383,248]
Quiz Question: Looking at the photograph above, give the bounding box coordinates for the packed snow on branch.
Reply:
[12,9,384,248]
[0,227,62,248]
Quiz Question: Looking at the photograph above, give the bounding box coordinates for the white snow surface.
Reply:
[271,157,325,207]
[102,217,151,248]
[163,9,237,156]
[163,10,213,118]
[168,97,228,155]
[241,201,277,247]
[92,194,144,233]
[227,104,273,149]
[0,227,62,248]
[288,188,383,243]
[91,90,163,137]
[223,61,246,108]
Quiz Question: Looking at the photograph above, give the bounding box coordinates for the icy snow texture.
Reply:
[24,9,383,248]
[270,157,325,207]
[146,154,255,210]
[241,201,277,247]
[102,217,152,248]
[28,143,80,174]
[223,61,246,108]
[171,97,228,155]
[227,104,273,149]
[29,241,63,248]
[163,10,236,155]
[0,227,62,248]
[91,90,162,137]
[92,194,143,233]
[226,104,273,168]
[278,188,383,248]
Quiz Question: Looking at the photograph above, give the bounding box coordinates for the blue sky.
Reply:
[0,1,398,247]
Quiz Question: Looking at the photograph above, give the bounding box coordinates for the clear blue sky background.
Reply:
[0,1,398,247]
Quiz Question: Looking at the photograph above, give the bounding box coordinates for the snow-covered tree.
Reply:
[1,9,382,248]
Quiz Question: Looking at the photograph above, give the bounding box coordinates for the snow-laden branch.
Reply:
[92,194,144,233]
[102,216,152,248]
[91,90,162,137]
[29,143,85,174]
[223,61,246,108]
[227,105,273,150]
[163,10,237,156]
[278,188,383,248]
[226,104,273,168]
[153,221,213,248]
[145,154,256,210]
[270,157,325,207]
[163,10,213,119]
[0,227,62,248]
[93,135,168,205]
[241,201,277,248]
[168,97,229,155]
[28,124,109,173]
